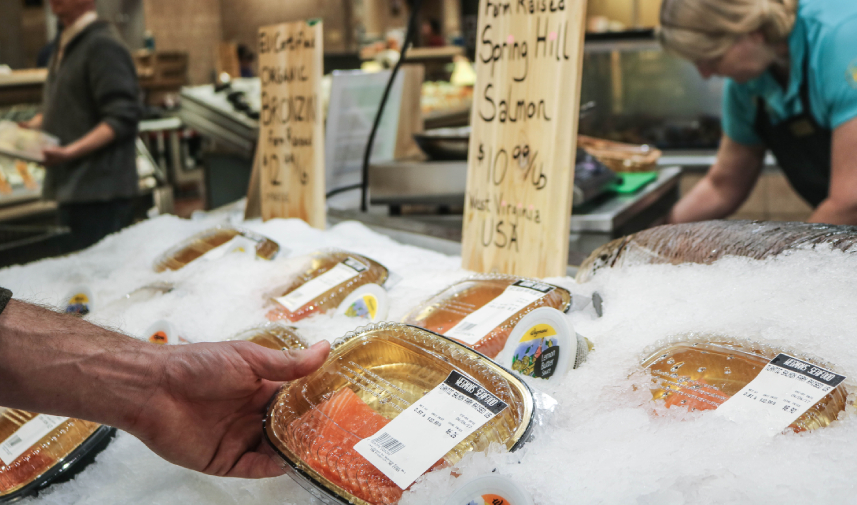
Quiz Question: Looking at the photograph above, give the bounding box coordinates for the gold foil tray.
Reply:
[264,323,535,505]
[641,338,849,432]
[401,274,572,358]
[266,250,389,323]
[0,411,114,501]
[231,324,308,351]
[153,226,279,272]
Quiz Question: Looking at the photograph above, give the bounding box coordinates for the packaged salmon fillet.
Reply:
[402,275,571,359]
[264,323,536,505]
[266,250,389,323]
[153,226,280,272]
[0,410,114,502]
[641,338,849,433]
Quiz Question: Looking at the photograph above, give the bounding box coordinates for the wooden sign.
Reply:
[256,20,325,228]
[461,1,587,277]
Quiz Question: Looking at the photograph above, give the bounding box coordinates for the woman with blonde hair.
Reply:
[659,0,857,225]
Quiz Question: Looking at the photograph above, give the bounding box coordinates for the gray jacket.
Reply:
[42,21,142,204]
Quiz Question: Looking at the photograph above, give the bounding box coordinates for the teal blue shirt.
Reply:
[722,0,857,146]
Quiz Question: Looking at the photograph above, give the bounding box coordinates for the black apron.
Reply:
[753,61,832,207]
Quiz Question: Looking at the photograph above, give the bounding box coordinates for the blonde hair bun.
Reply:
[659,0,798,62]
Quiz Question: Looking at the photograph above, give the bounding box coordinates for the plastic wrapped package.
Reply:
[577,221,857,282]
[231,324,308,350]
[640,337,850,432]
[0,121,59,163]
[0,411,114,502]
[264,323,536,505]
[401,275,571,359]
[153,226,280,272]
[266,251,389,323]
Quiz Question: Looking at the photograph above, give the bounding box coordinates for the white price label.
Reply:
[0,414,69,466]
[445,280,554,345]
[354,370,508,490]
[716,354,846,434]
[275,257,367,311]
[199,235,259,261]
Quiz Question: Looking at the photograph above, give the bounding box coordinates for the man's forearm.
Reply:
[65,122,116,159]
[0,299,163,431]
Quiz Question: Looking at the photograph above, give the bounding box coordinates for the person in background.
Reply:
[237,44,255,78]
[0,288,331,478]
[23,0,142,252]
[659,0,857,225]
[422,19,446,47]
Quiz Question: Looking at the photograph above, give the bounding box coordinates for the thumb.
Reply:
[246,340,330,382]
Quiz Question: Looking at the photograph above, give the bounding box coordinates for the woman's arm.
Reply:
[668,135,767,223]
[0,297,330,478]
[808,117,857,224]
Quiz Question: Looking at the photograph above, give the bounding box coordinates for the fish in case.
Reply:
[401,275,571,358]
[0,410,114,502]
[264,323,535,505]
[641,337,849,432]
[577,220,857,282]
[267,251,389,323]
[153,226,279,272]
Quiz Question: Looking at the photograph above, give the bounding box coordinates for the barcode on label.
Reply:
[372,432,405,454]
[7,436,22,447]
[455,322,478,332]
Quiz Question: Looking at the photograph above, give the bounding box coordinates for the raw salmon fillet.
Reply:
[287,388,445,505]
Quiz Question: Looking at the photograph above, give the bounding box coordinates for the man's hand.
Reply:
[128,340,331,479]
[42,145,78,166]
[0,298,331,480]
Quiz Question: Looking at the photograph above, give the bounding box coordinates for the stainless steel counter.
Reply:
[330,166,680,266]
[179,80,259,156]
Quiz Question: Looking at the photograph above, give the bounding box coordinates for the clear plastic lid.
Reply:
[266,250,389,323]
[401,275,572,359]
[0,410,114,501]
[152,225,280,272]
[640,337,849,432]
[264,322,535,505]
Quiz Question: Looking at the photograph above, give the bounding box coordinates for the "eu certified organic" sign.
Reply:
[256,20,325,228]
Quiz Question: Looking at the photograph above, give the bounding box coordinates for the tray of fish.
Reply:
[264,322,535,505]
[153,225,279,272]
[401,274,571,359]
[266,250,389,322]
[639,336,850,433]
[576,220,857,282]
[0,412,114,503]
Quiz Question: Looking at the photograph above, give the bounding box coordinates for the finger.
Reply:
[243,340,330,383]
